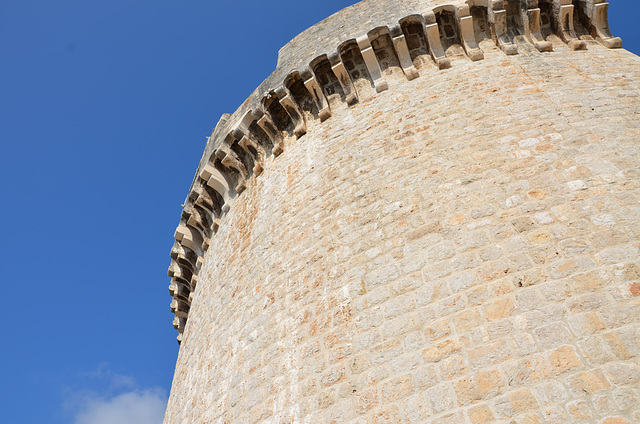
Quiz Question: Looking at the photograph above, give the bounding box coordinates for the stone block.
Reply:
[567,369,611,395]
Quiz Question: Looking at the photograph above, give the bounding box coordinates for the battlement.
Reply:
[168,0,623,341]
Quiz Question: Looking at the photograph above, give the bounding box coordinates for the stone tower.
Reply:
[164,1,640,422]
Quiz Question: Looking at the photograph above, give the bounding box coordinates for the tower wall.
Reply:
[165,1,640,423]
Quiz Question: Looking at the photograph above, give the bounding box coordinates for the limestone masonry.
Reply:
[164,1,640,422]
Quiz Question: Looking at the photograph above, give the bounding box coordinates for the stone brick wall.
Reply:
[164,1,640,423]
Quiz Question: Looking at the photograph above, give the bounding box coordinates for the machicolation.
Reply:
[165,0,640,423]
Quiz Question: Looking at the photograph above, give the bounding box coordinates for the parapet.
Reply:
[168,0,622,342]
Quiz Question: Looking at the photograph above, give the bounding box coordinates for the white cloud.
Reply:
[72,388,167,424]
[83,363,137,391]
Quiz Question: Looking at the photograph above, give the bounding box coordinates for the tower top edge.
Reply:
[276,0,455,69]
[195,0,478,183]
[169,0,628,341]
[192,0,621,185]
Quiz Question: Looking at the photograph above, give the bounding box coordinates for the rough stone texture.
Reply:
[164,1,640,423]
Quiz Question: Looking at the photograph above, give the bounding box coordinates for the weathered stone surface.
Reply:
[164,0,640,423]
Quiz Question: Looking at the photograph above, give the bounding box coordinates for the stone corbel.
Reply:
[275,86,307,137]
[254,108,284,157]
[174,224,204,256]
[191,185,219,219]
[168,279,178,297]
[215,143,247,194]
[183,203,210,234]
[356,34,389,92]
[170,299,190,317]
[389,24,419,80]
[456,5,485,61]
[186,223,207,253]
[422,12,452,69]
[234,112,266,176]
[236,135,263,175]
[186,219,210,251]
[328,52,358,105]
[170,242,196,268]
[168,261,184,281]
[237,134,264,176]
[524,2,553,52]
[489,0,518,55]
[300,69,332,121]
[201,163,232,212]
[173,315,187,334]
[170,280,191,301]
[553,0,587,50]
[589,1,622,48]
[189,275,198,293]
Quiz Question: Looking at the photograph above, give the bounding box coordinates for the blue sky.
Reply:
[0,1,637,423]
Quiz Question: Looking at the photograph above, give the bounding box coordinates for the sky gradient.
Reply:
[0,1,637,423]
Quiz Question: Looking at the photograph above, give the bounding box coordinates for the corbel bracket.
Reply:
[389,24,420,80]
[328,52,358,105]
[301,69,332,121]
[524,3,553,52]
[553,0,587,50]
[590,1,622,49]
[489,0,518,55]
[423,12,452,69]
[356,34,389,92]
[275,86,307,138]
[456,5,485,61]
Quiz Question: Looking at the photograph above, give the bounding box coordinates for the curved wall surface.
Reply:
[165,1,640,423]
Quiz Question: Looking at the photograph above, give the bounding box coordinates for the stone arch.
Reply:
[572,0,595,37]
[247,120,275,158]
[282,72,316,120]
[201,162,232,210]
[572,0,621,48]
[174,224,204,257]
[399,15,431,68]
[538,0,554,38]
[170,241,197,270]
[338,39,373,93]
[310,55,345,102]
[225,133,255,181]
[504,0,524,37]
[468,2,491,43]
[183,202,214,240]
[434,5,463,51]
[263,91,293,135]
[273,75,307,137]
[191,183,224,221]
[367,26,403,78]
